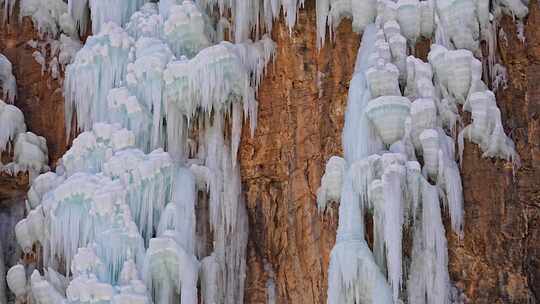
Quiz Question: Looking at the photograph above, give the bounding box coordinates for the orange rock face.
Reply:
[447,3,540,303]
[239,2,358,302]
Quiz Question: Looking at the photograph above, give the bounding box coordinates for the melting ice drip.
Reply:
[6,0,278,303]
[317,0,522,303]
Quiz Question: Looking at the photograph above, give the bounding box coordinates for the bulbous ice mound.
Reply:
[27,172,65,209]
[61,123,135,178]
[163,41,255,118]
[3,132,50,181]
[365,96,411,146]
[107,87,152,152]
[6,264,26,300]
[163,1,212,58]
[459,90,518,163]
[0,54,16,104]
[410,98,437,151]
[327,239,393,304]
[0,99,26,158]
[366,61,401,98]
[316,0,377,47]
[20,0,74,37]
[44,172,146,282]
[419,129,440,179]
[317,156,346,212]
[125,3,163,40]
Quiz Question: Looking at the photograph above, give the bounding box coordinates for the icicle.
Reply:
[327,169,393,304]
[200,254,220,304]
[126,37,173,150]
[64,23,134,136]
[0,54,16,103]
[88,0,147,34]
[68,0,89,36]
[342,24,383,163]
[143,236,199,304]
[171,167,197,255]
[408,179,451,303]
[61,124,135,177]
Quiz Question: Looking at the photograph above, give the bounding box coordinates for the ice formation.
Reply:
[316,156,345,212]
[0,54,16,103]
[3,132,50,181]
[88,0,147,34]
[321,0,521,299]
[0,99,26,159]
[3,0,524,302]
[64,23,134,137]
[9,1,278,303]
[19,0,76,37]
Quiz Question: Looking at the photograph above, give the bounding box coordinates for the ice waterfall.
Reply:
[318,0,522,302]
[7,1,275,303]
